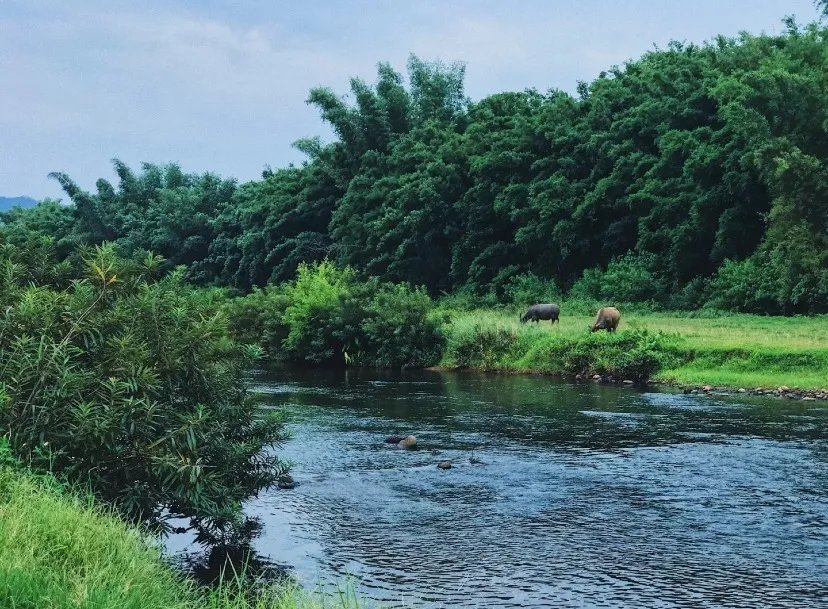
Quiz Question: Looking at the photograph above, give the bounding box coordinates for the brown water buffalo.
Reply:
[520,303,560,325]
[591,307,620,332]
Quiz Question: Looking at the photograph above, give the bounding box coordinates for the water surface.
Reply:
[172,368,828,608]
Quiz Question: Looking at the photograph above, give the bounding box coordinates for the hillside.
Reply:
[0,196,37,211]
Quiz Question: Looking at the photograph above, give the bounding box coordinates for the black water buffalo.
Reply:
[520,303,560,324]
[591,306,621,332]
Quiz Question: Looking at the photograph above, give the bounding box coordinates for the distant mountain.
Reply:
[0,196,38,211]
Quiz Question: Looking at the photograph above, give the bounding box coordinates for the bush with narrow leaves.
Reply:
[0,240,286,538]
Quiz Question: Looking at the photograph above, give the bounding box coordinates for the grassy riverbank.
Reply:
[439,308,828,392]
[0,466,368,609]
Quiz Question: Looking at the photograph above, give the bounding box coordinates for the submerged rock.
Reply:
[385,435,405,444]
[398,435,418,449]
[437,461,452,470]
[277,474,295,490]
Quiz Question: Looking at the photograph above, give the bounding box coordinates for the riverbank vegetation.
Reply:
[0,460,369,609]
[224,260,444,368]
[440,307,828,390]
[0,237,286,540]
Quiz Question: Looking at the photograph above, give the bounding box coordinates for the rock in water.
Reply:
[398,435,417,449]
[277,474,295,490]
[437,461,452,470]
[385,435,405,444]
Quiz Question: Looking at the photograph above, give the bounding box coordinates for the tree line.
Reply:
[5,19,828,314]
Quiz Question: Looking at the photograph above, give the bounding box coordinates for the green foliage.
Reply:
[707,243,828,314]
[570,253,667,305]
[281,261,359,364]
[359,282,445,368]
[0,467,374,609]
[558,331,681,382]
[443,322,522,370]
[48,160,236,274]
[0,241,285,535]
[500,272,560,306]
[443,311,678,382]
[0,199,74,255]
[224,285,292,354]
[195,164,338,291]
[228,261,443,369]
[17,25,828,314]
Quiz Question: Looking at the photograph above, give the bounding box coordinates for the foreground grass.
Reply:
[439,306,828,391]
[0,467,371,609]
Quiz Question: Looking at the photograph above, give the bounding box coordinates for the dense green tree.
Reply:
[194,159,340,290]
[15,26,828,313]
[49,161,236,271]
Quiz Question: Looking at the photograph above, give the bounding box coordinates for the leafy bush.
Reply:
[501,272,560,306]
[228,260,444,368]
[706,247,828,315]
[224,285,291,354]
[358,282,444,368]
[435,287,500,311]
[0,241,286,536]
[570,253,667,305]
[442,318,522,369]
[667,276,708,311]
[281,261,361,364]
[705,255,779,314]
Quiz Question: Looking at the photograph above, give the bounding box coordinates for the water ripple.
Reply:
[173,369,828,608]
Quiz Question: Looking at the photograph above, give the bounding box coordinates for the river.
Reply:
[169,367,828,608]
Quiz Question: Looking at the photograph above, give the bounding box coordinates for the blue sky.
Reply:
[1,0,821,200]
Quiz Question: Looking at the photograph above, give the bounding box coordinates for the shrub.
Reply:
[667,276,708,310]
[706,247,828,315]
[281,261,361,364]
[358,282,444,368]
[570,253,667,305]
[0,242,286,536]
[435,287,499,311]
[502,272,560,307]
[705,255,779,314]
[229,260,445,369]
[224,285,291,354]
[443,318,522,369]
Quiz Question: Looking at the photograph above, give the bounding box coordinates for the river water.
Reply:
[170,368,828,608]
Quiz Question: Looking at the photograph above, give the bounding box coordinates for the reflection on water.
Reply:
[168,368,828,608]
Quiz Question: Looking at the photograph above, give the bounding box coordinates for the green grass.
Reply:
[439,305,828,391]
[0,466,373,609]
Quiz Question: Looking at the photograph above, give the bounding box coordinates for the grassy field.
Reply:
[0,465,371,609]
[439,306,828,391]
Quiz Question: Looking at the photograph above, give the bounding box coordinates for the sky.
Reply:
[0,0,821,201]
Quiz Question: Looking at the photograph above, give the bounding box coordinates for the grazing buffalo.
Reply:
[520,303,560,325]
[591,307,621,332]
